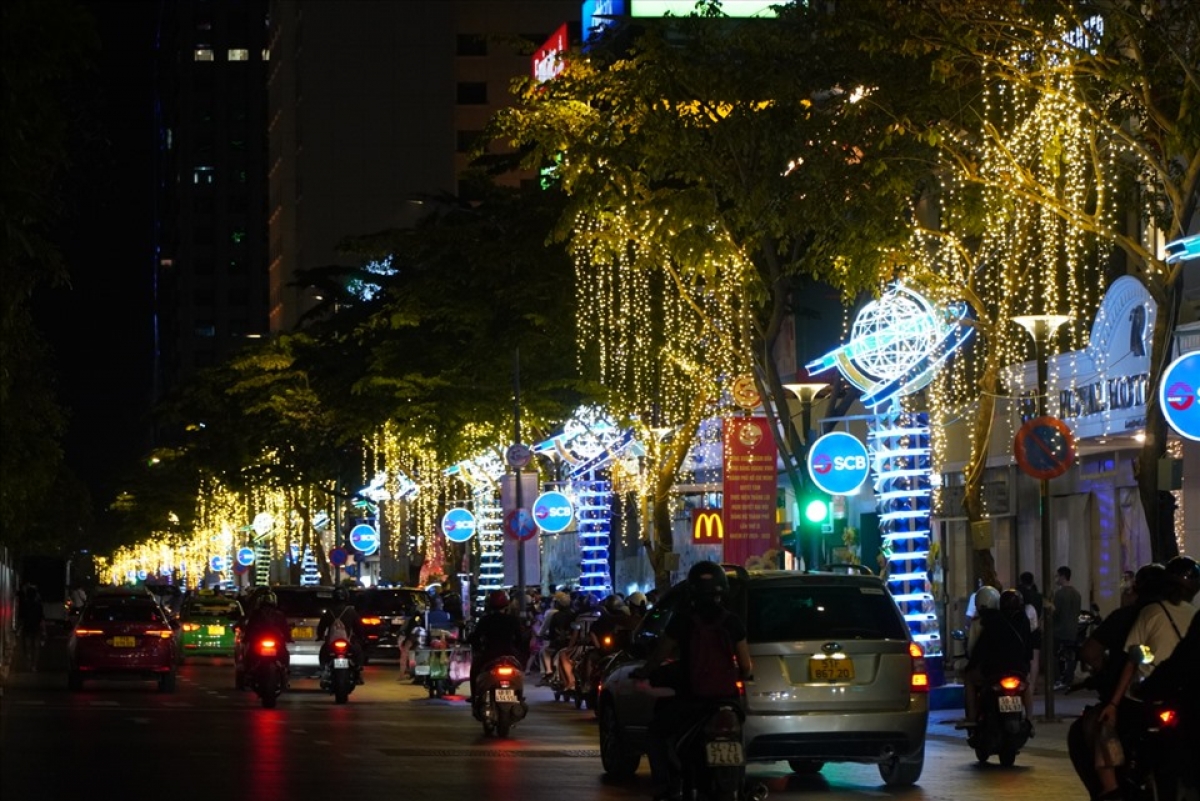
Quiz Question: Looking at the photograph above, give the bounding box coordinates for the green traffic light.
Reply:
[804,497,829,523]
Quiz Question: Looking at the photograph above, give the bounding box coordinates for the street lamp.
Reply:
[1012,313,1072,722]
[785,378,829,570]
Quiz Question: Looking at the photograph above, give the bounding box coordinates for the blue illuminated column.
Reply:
[254,543,270,586]
[573,476,613,600]
[475,492,504,607]
[300,546,320,586]
[869,410,939,657]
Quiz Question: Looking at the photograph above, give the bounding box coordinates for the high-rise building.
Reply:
[266,1,578,333]
[153,0,271,402]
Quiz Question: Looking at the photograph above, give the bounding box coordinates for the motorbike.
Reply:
[473,655,528,737]
[319,637,360,704]
[1120,643,1194,800]
[247,635,287,709]
[967,672,1033,766]
[675,699,767,801]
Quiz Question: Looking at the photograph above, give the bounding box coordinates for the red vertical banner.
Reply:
[722,416,778,566]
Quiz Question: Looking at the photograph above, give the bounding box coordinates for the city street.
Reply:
[1,639,1090,801]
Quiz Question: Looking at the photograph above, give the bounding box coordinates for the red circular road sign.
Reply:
[1014,416,1076,480]
[504,508,538,541]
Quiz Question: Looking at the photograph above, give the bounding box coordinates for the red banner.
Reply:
[722,416,778,566]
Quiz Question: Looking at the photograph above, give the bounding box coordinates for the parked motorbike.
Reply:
[967,672,1033,766]
[319,637,360,704]
[247,635,287,709]
[473,655,528,737]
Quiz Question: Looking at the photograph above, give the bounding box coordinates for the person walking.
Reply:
[1050,565,1082,689]
[1017,571,1043,693]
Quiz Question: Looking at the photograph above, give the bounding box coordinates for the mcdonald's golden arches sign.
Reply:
[692,509,724,544]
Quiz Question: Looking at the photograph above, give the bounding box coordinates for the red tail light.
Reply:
[73,628,105,637]
[145,630,174,639]
[332,639,349,653]
[704,706,742,737]
[257,638,278,657]
[602,635,613,647]
[999,675,1022,692]
[1158,708,1179,727]
[909,643,929,692]
[735,680,745,697]
[494,665,516,677]
[182,623,201,632]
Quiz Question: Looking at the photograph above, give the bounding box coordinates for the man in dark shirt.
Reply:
[468,590,526,701]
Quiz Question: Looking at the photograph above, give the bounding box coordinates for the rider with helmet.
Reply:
[317,586,366,681]
[241,591,292,681]
[468,589,527,701]
[539,591,573,682]
[964,588,1034,723]
[636,561,752,801]
[626,591,649,620]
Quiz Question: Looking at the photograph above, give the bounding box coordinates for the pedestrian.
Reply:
[1017,571,1043,692]
[16,582,45,672]
[1050,565,1082,689]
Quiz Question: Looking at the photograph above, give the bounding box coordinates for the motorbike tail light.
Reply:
[735,680,745,697]
[494,665,516,677]
[257,639,278,657]
[602,635,613,647]
[1158,708,1179,727]
[704,706,742,737]
[332,638,349,653]
[909,642,929,692]
[999,676,1022,692]
[361,616,382,626]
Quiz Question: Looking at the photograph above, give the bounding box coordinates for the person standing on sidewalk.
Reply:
[1050,565,1082,689]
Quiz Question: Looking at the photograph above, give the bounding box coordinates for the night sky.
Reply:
[34,1,158,504]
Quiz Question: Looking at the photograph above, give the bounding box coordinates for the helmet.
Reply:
[1133,563,1167,601]
[333,587,349,603]
[626,591,647,612]
[553,591,571,610]
[487,590,510,611]
[999,589,1023,613]
[687,561,729,596]
[259,591,278,607]
[1166,556,1199,598]
[602,595,629,615]
[974,585,1001,613]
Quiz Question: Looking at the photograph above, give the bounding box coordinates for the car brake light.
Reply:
[145,630,174,639]
[361,616,382,626]
[73,628,104,637]
[1158,708,1179,727]
[909,642,929,692]
[182,623,201,632]
[494,665,516,677]
[735,679,745,697]
[999,675,1022,692]
[332,639,349,652]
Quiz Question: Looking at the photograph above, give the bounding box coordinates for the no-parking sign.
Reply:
[806,432,870,495]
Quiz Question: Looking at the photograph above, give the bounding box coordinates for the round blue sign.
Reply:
[806,432,870,495]
[441,508,477,543]
[1161,352,1200,441]
[532,491,573,533]
[209,555,227,573]
[349,523,379,556]
[236,547,256,567]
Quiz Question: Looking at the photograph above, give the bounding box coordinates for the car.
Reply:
[234,585,335,685]
[67,591,179,692]
[178,594,242,658]
[354,587,429,662]
[596,568,930,787]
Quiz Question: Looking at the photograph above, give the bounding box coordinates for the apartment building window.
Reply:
[456,34,487,56]
[456,82,488,105]
[262,49,270,61]
[194,48,214,62]
[193,166,215,185]
[228,49,249,61]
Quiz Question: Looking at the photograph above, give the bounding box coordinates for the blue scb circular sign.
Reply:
[532,491,573,533]
[209,555,227,573]
[806,432,870,495]
[349,523,379,556]
[236,547,256,567]
[441,508,477,543]
[1161,352,1200,441]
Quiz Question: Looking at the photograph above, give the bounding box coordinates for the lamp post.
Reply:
[1012,313,1072,722]
[785,380,829,570]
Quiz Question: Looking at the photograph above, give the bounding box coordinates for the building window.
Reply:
[262,48,270,61]
[456,82,488,105]
[456,34,487,56]
[456,130,483,153]
[228,49,249,61]
[194,48,214,62]
[193,166,215,184]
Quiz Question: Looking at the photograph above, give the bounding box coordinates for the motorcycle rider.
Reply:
[560,593,601,693]
[317,586,366,684]
[241,591,292,684]
[634,561,753,801]
[964,588,1033,726]
[962,584,1000,722]
[538,591,573,683]
[468,589,527,702]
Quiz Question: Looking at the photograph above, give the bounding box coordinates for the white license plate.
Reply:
[333,658,350,668]
[998,695,1023,714]
[495,689,517,703]
[705,740,745,767]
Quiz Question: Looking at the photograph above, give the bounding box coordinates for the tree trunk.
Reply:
[649,403,707,592]
[1137,285,1181,562]
[963,361,1001,590]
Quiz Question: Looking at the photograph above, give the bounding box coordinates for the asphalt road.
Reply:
[0,641,1089,801]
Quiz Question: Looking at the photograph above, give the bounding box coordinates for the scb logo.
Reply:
[536,506,572,519]
[1166,381,1195,411]
[807,432,870,495]
[812,454,868,474]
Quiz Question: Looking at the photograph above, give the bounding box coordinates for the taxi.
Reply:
[178,594,243,658]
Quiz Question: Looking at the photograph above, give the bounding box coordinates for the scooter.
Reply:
[320,637,360,704]
[675,699,767,801]
[473,655,528,738]
[967,672,1033,766]
[247,635,288,709]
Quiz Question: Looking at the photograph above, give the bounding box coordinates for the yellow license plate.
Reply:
[206,625,226,636]
[111,636,137,648]
[808,657,855,682]
[293,626,314,640]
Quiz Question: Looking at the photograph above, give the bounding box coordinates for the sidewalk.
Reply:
[927,684,1092,756]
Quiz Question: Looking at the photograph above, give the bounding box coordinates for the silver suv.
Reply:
[596,568,929,786]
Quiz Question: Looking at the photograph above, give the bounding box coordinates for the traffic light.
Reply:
[803,495,831,525]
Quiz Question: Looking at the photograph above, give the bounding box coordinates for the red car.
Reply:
[68,591,178,692]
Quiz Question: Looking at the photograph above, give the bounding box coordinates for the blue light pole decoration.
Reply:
[806,282,977,662]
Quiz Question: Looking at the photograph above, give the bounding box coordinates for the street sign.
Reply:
[1014,416,1076,480]
[806,432,870,495]
[1160,352,1200,440]
[328,547,349,567]
[233,561,248,575]
[506,443,533,468]
[441,508,477,543]
[349,523,380,556]
[532,491,573,533]
[504,508,538,541]
[731,374,760,409]
[236,547,255,567]
[209,555,227,573]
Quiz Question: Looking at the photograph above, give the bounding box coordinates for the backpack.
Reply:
[687,610,741,699]
[327,608,350,643]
